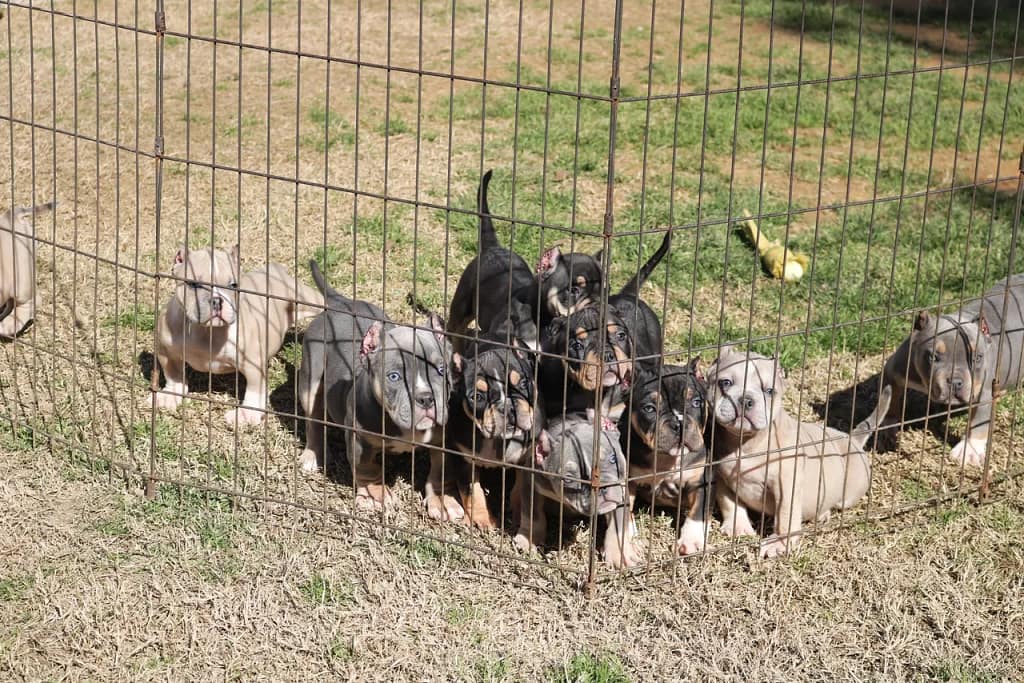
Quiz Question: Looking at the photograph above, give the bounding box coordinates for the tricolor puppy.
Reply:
[0,202,55,339]
[154,245,323,425]
[447,170,539,353]
[433,332,540,528]
[707,347,890,558]
[298,261,453,512]
[864,275,1024,467]
[513,412,642,570]
[607,230,672,367]
[534,243,603,329]
[539,305,634,418]
[621,361,711,555]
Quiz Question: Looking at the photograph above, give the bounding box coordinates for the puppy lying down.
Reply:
[707,346,890,558]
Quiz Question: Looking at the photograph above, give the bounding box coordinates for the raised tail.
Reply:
[617,229,672,298]
[14,201,57,219]
[850,385,892,451]
[477,169,499,252]
[308,258,350,305]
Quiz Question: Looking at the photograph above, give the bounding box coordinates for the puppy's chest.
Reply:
[182,323,241,373]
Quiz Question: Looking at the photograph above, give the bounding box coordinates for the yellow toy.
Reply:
[739,210,810,283]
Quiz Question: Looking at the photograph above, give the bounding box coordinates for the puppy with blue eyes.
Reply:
[863,276,1024,467]
[297,261,454,512]
[707,346,890,558]
[621,360,711,555]
[154,245,323,426]
[431,332,540,528]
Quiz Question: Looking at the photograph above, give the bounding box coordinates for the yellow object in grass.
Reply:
[740,210,810,283]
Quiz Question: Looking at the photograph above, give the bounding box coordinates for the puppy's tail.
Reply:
[308,258,351,306]
[405,292,433,318]
[617,229,672,299]
[477,169,500,252]
[849,385,892,451]
[14,201,57,219]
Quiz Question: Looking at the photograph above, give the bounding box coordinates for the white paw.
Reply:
[676,519,707,556]
[355,484,396,513]
[153,391,184,411]
[424,493,465,523]
[298,449,319,473]
[224,406,265,427]
[758,535,794,559]
[603,536,644,570]
[720,516,758,538]
[950,437,987,467]
[512,533,536,554]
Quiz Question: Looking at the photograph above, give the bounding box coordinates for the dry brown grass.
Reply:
[1,0,1023,679]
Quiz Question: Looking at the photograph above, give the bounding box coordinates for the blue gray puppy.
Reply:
[298,261,454,512]
[865,274,1024,466]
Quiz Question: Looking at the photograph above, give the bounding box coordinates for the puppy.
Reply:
[538,305,634,418]
[621,360,711,555]
[608,230,672,366]
[0,202,55,339]
[434,332,540,528]
[447,170,539,353]
[707,346,890,558]
[513,412,643,569]
[154,245,323,425]
[864,275,1024,466]
[534,243,603,328]
[298,261,453,512]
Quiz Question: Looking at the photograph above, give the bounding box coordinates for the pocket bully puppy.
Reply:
[298,261,453,512]
[0,202,55,339]
[447,170,539,352]
[538,305,634,418]
[863,275,1024,466]
[513,412,642,569]
[621,361,711,555]
[607,229,672,367]
[534,243,603,329]
[434,332,540,528]
[154,245,323,425]
[707,346,890,558]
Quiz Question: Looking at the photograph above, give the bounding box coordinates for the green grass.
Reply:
[397,537,466,569]
[103,306,157,332]
[549,653,630,683]
[299,573,354,606]
[0,420,36,451]
[0,576,34,602]
[302,104,354,152]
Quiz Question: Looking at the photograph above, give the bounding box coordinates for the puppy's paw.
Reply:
[298,449,319,473]
[356,484,396,513]
[720,515,758,538]
[153,391,184,411]
[676,519,707,556]
[425,493,465,523]
[512,533,537,555]
[224,406,264,427]
[604,537,644,570]
[950,437,987,467]
[758,535,794,559]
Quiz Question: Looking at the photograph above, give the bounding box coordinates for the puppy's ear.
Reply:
[689,356,705,382]
[427,311,448,347]
[173,244,188,266]
[451,352,464,377]
[536,246,562,277]
[717,344,734,360]
[914,310,931,331]
[592,247,605,264]
[360,321,384,360]
[228,243,241,267]
[535,429,551,466]
[976,310,991,339]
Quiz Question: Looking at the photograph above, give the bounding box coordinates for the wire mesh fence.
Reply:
[0,0,1021,590]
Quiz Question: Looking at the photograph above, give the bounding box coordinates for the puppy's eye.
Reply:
[569,285,582,299]
[436,365,446,376]
[386,371,401,383]
[570,339,584,353]
[764,387,775,397]
[691,397,703,408]
[615,330,627,342]
[472,391,486,404]
[518,377,530,390]
[186,281,200,290]
[642,404,656,414]
[974,352,983,365]
[228,281,238,289]
[718,378,732,390]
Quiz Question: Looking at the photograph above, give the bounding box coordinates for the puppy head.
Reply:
[909,310,991,405]
[363,313,453,433]
[171,245,241,327]
[543,306,634,393]
[458,336,537,441]
[536,246,602,318]
[538,415,627,515]
[706,346,783,435]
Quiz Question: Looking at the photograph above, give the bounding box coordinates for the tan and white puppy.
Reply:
[707,346,890,558]
[154,245,323,426]
[0,202,55,339]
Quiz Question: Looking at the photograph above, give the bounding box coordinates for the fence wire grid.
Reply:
[1,0,1022,590]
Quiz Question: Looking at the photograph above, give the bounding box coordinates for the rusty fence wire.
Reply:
[0,0,1022,589]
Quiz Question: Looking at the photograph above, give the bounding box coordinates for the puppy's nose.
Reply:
[669,420,681,434]
[742,396,755,411]
[210,296,222,312]
[415,391,435,409]
[947,377,964,393]
[604,348,617,363]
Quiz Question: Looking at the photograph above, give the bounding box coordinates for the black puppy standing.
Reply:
[608,229,673,367]
[433,332,541,528]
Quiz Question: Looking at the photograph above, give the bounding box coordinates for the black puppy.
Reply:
[447,170,539,353]
[620,360,711,556]
[608,230,672,367]
[534,242,603,329]
[436,332,540,529]
[539,305,634,418]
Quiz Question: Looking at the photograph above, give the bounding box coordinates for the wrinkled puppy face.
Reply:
[364,316,453,433]
[544,307,634,393]
[535,246,603,318]
[172,245,241,327]
[460,340,536,440]
[537,416,627,516]
[630,361,707,456]
[707,347,783,435]
[909,310,991,405]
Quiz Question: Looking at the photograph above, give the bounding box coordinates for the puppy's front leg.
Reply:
[461,465,497,530]
[603,505,643,569]
[715,482,757,538]
[512,478,546,554]
[351,442,395,513]
[761,453,804,559]
[0,297,33,339]
[153,347,188,411]
[226,361,268,427]
[677,476,711,556]
[951,383,994,467]
[423,450,465,523]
